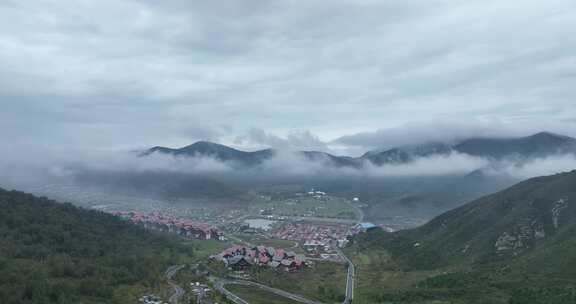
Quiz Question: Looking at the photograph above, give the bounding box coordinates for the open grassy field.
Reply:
[252,196,357,219]
[351,249,437,288]
[249,261,348,303]
[348,248,512,304]
[232,233,301,249]
[179,239,230,260]
[226,284,301,304]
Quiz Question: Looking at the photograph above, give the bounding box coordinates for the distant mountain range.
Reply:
[144,141,275,167]
[362,132,576,165]
[142,141,360,168]
[143,132,576,168]
[63,131,576,224]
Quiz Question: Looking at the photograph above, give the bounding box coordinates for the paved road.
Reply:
[349,202,365,224]
[165,265,186,304]
[195,285,207,304]
[213,279,249,304]
[214,278,325,304]
[334,248,355,304]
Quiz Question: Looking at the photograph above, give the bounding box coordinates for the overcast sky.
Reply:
[1,0,575,154]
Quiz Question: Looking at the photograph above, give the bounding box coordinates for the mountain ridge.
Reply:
[142,141,361,168]
[142,132,576,168]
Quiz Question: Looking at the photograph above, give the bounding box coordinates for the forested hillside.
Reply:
[0,188,193,304]
[349,170,576,303]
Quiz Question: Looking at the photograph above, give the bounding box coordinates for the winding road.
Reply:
[165,265,186,304]
[212,279,249,304]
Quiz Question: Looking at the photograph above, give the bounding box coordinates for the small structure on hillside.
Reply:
[355,222,379,233]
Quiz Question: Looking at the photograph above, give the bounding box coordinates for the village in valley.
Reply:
[23,180,406,304]
[111,188,382,304]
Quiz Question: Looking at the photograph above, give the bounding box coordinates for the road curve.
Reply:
[165,265,186,304]
[213,280,250,304]
[214,278,325,304]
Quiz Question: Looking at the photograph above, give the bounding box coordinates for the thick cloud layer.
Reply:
[1,0,575,151]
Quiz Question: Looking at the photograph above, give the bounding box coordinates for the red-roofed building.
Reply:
[259,255,270,265]
[115,211,220,240]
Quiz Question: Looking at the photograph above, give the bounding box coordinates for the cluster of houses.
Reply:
[114,211,221,240]
[288,189,328,201]
[275,222,349,247]
[211,245,308,272]
[306,189,327,199]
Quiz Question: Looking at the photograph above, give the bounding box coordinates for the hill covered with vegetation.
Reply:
[0,188,194,304]
[349,170,576,303]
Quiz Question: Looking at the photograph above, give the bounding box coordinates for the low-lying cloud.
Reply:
[234,128,330,152]
[363,152,488,177]
[1,142,575,197]
[488,154,576,179]
[333,119,576,152]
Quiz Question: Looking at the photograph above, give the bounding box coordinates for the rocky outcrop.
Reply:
[495,218,546,255]
[532,220,546,239]
[494,198,570,256]
[552,198,568,230]
[495,232,518,252]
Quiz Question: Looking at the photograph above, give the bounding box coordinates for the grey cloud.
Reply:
[333,120,576,151]
[362,152,489,177]
[236,128,329,152]
[488,155,576,180]
[180,125,233,143]
[0,0,575,152]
